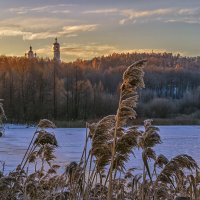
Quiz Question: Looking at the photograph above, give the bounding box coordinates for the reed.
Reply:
[0,99,6,137]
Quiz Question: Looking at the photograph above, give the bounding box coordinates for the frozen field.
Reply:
[1,125,200,173]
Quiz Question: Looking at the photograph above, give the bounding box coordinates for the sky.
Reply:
[0,0,200,61]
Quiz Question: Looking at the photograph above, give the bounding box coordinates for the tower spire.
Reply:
[53,38,61,62]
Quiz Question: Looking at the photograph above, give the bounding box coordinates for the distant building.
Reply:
[25,38,61,61]
[25,46,37,59]
[53,38,61,62]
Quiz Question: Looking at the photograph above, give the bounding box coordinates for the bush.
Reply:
[143,98,175,118]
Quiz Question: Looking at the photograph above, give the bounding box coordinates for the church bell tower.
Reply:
[25,45,36,59]
[53,38,61,62]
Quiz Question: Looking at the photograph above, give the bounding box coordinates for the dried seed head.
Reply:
[118,60,147,127]
[26,181,37,198]
[155,154,169,168]
[28,152,37,163]
[34,131,58,147]
[0,102,6,120]
[38,119,56,129]
[144,119,153,129]
[157,154,198,185]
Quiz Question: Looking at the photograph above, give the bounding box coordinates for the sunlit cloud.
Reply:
[0,17,75,31]
[61,43,118,58]
[35,43,170,61]
[83,8,118,14]
[36,43,119,59]
[0,28,55,40]
[0,23,98,40]
[23,24,98,40]
[0,28,31,37]
[59,24,98,34]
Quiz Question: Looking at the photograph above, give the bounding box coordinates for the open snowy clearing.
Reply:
[1,125,200,173]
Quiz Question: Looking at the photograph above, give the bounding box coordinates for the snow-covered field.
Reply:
[1,125,200,173]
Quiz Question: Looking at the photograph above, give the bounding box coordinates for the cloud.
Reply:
[167,8,200,24]
[51,10,71,14]
[0,23,98,40]
[23,32,78,40]
[24,24,98,40]
[61,43,118,58]
[0,27,55,40]
[166,18,200,24]
[31,24,97,40]
[119,8,174,24]
[83,8,118,14]
[0,5,99,40]
[59,24,98,34]
[36,43,118,59]
[22,32,56,40]
[119,7,200,25]
[0,28,31,37]
[0,17,76,32]
[178,8,200,15]
[8,4,73,15]
[83,7,190,25]
[8,7,28,15]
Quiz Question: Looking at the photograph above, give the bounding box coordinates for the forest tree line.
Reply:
[1,52,200,122]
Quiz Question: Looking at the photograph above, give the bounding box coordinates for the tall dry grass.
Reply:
[0,99,6,136]
[0,60,200,199]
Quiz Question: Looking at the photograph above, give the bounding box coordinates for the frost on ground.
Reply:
[0,124,200,173]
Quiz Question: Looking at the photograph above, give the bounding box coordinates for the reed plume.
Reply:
[108,60,147,199]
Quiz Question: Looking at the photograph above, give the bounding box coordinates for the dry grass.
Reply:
[0,99,6,137]
[0,60,200,200]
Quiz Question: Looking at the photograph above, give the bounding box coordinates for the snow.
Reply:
[0,125,200,173]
